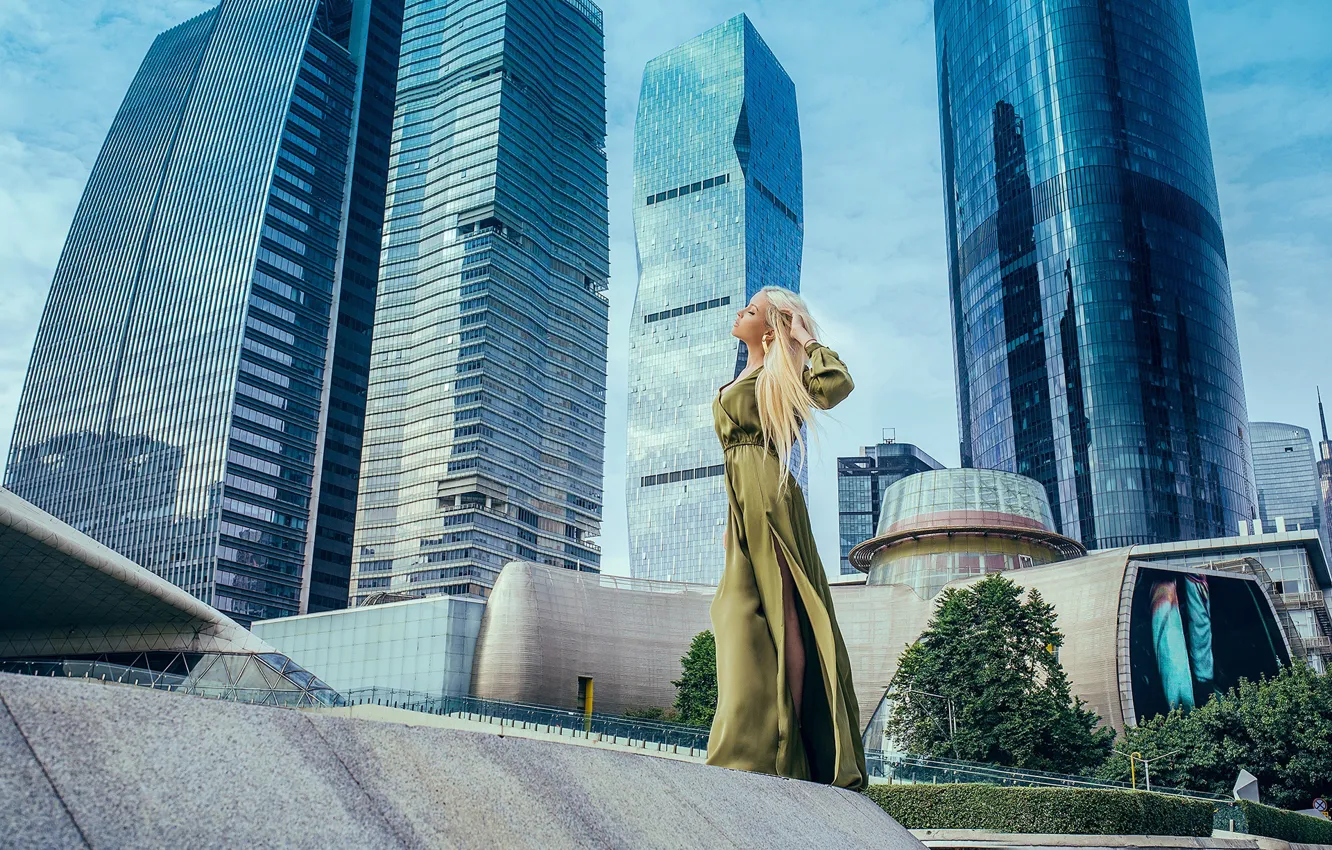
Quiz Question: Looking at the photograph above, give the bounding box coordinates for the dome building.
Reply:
[848,468,1085,598]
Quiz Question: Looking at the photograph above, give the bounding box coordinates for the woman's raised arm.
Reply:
[802,340,854,410]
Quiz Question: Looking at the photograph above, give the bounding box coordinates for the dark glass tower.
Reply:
[836,438,944,576]
[936,0,1256,548]
[349,0,610,603]
[5,0,403,625]
[305,1,405,612]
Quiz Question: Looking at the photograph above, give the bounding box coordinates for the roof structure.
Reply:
[0,486,268,658]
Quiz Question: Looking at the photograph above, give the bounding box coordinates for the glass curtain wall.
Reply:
[350,0,610,604]
[936,0,1256,548]
[5,0,400,626]
[626,15,803,584]
[1249,422,1322,536]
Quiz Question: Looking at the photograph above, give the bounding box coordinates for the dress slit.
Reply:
[766,517,842,783]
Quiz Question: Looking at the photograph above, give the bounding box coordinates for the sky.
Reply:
[0,0,1329,580]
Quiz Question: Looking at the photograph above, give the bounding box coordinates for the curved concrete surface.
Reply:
[0,673,922,849]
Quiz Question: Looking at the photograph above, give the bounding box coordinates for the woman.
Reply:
[707,285,868,791]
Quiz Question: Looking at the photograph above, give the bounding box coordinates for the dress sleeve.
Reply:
[802,340,854,410]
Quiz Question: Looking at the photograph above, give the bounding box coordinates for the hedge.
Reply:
[865,783,1214,836]
[1234,800,1332,844]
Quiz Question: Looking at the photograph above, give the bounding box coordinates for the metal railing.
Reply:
[1,658,340,708]
[866,751,1229,801]
[342,687,712,753]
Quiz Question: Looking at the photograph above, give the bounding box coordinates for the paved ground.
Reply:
[0,673,922,849]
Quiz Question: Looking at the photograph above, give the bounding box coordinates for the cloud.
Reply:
[0,0,1327,585]
[0,0,215,466]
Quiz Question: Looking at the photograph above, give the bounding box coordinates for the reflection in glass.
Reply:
[936,0,1256,548]
[4,0,403,626]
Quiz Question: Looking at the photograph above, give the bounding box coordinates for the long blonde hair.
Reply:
[753,286,823,494]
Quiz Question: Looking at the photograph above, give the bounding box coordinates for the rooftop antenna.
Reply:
[1320,387,1329,443]
[882,427,897,444]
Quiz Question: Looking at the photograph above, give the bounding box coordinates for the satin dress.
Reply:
[706,339,868,790]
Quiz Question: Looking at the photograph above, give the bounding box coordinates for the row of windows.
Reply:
[644,172,730,206]
[750,176,798,225]
[643,295,731,324]
[640,463,725,488]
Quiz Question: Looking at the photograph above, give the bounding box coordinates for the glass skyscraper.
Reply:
[5,0,403,626]
[627,15,803,584]
[349,0,610,604]
[1250,422,1322,536]
[837,439,943,576]
[1318,392,1332,556]
[936,0,1256,548]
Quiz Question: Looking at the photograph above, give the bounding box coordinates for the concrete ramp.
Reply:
[0,673,920,849]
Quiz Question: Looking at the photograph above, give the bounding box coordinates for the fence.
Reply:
[342,686,712,754]
[864,751,1227,802]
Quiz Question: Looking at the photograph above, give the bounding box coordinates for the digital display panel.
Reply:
[1129,567,1289,722]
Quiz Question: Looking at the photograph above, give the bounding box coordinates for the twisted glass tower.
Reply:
[5,0,403,625]
[937,0,1256,548]
[626,15,803,584]
[349,0,610,603]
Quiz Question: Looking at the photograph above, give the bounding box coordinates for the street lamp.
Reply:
[1114,748,1180,793]
[888,685,958,757]
[1136,750,1181,793]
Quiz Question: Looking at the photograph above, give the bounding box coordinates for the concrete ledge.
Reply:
[0,673,920,849]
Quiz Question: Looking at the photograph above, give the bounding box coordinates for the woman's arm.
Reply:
[802,340,854,410]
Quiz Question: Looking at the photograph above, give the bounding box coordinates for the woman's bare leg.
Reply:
[774,534,805,723]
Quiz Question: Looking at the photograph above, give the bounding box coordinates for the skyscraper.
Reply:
[837,437,943,576]
[1250,421,1322,537]
[1317,391,1332,556]
[936,0,1256,548]
[348,0,610,604]
[627,15,803,584]
[5,0,403,626]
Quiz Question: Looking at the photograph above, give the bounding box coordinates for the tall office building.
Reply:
[349,0,610,604]
[1250,421,1322,537]
[5,0,403,625]
[936,0,1256,548]
[627,15,803,584]
[1317,391,1332,556]
[837,437,943,576]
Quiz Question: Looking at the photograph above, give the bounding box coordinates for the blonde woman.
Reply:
[709,285,867,790]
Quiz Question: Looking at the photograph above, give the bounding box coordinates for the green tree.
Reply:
[673,630,718,727]
[886,574,1114,774]
[1097,663,1332,809]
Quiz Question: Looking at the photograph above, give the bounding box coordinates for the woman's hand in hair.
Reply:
[782,309,816,348]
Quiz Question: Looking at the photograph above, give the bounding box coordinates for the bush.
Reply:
[865,783,1214,836]
[1235,800,1332,844]
[622,706,678,722]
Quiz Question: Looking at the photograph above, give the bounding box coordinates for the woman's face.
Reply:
[731,291,770,346]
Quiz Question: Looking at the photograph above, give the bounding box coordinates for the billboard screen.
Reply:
[1129,567,1289,722]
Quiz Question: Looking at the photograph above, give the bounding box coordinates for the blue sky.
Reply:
[0,0,1328,579]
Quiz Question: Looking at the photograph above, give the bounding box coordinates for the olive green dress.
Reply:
[707,339,868,791]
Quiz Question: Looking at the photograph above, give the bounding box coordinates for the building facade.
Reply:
[349,0,610,605]
[626,15,803,584]
[837,438,944,576]
[5,0,402,626]
[1250,422,1322,538]
[936,0,1256,549]
[253,594,484,697]
[1317,393,1332,558]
